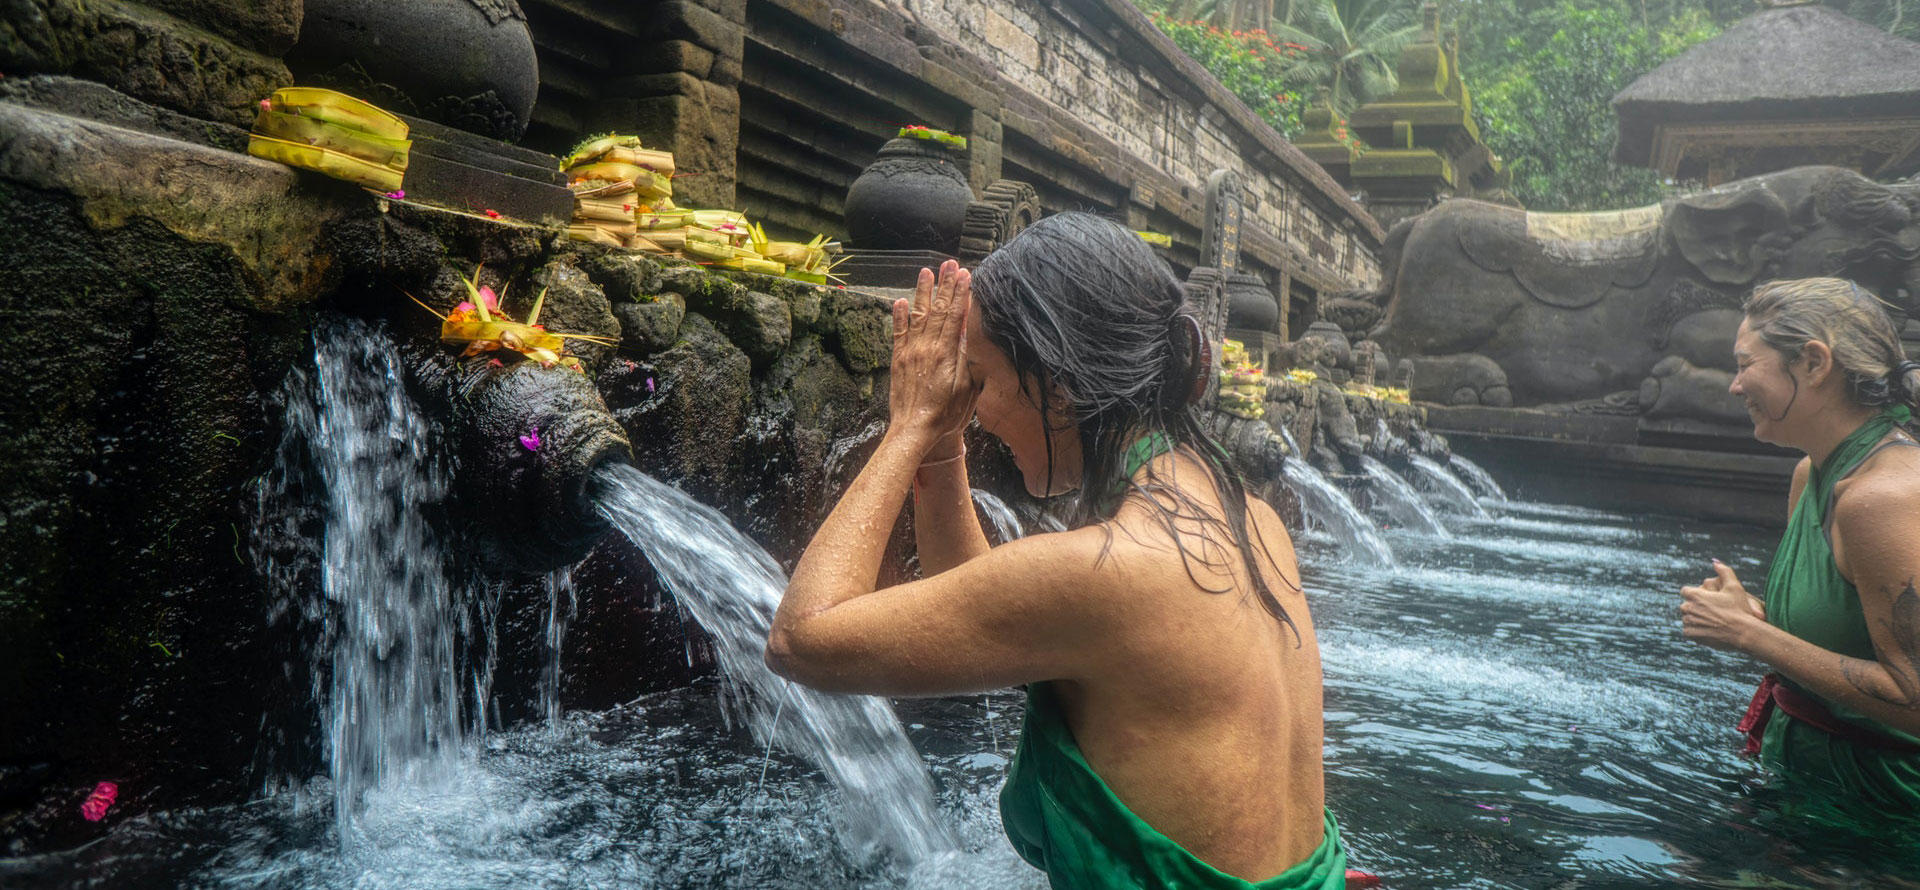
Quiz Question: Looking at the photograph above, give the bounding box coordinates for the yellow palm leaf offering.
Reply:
[748,224,843,285]
[247,87,411,192]
[1285,368,1319,386]
[407,266,616,373]
[1383,387,1411,405]
[562,134,677,246]
[1217,339,1267,419]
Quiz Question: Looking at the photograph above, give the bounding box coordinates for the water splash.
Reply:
[1450,454,1509,503]
[1359,456,1450,537]
[592,463,956,864]
[970,489,1026,543]
[1282,460,1396,566]
[266,316,461,846]
[1407,454,1491,518]
[539,567,577,728]
[1372,417,1408,454]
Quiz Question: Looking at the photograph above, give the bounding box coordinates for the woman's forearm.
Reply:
[778,427,932,629]
[1742,621,1920,736]
[913,439,991,576]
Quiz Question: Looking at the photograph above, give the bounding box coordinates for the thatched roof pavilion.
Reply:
[1612,2,1920,185]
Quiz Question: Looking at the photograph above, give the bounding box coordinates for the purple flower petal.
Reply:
[645,377,655,393]
[519,427,541,452]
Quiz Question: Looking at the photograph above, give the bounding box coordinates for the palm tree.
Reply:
[1269,0,1424,115]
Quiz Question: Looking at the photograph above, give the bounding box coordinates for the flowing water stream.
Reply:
[1406,453,1491,518]
[591,463,955,864]
[1360,455,1451,537]
[1450,454,1509,503]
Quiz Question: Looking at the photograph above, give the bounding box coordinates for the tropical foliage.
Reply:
[1469,5,1720,210]
[1135,0,1912,210]
[1263,0,1425,114]
[1150,16,1308,137]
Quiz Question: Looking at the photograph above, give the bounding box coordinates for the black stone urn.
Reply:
[287,0,540,142]
[1224,272,1280,333]
[843,137,975,253]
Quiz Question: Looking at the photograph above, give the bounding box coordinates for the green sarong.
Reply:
[1000,682,1347,890]
[1757,409,1920,810]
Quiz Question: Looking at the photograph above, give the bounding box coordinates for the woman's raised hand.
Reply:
[890,260,978,457]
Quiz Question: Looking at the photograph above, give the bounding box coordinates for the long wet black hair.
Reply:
[970,212,1301,637]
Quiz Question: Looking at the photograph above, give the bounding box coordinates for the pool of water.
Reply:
[7,502,1920,889]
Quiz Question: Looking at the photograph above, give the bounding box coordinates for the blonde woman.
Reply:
[1680,277,1920,809]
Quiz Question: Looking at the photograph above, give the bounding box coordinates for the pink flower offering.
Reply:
[519,427,542,452]
[476,287,500,310]
[81,782,117,822]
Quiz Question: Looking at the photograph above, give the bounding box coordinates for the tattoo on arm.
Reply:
[1851,577,1920,709]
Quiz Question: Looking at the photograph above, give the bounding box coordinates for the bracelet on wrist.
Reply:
[918,446,966,470]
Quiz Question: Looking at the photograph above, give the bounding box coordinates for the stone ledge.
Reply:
[1,0,292,127]
[0,100,348,313]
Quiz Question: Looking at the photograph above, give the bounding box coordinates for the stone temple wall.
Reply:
[515,0,1382,308]
[905,0,1382,293]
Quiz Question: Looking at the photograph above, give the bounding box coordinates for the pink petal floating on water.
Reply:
[519,427,542,452]
[1474,804,1498,811]
[80,782,117,822]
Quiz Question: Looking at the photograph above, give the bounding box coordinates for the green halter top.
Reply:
[999,434,1347,890]
[1760,408,1920,808]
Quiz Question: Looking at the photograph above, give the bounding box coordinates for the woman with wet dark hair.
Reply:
[769,212,1345,888]
[1680,277,1920,810]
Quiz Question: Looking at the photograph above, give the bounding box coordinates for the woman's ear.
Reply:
[1799,339,1835,387]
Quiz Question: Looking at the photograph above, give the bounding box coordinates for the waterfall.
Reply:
[1450,454,1510,503]
[970,488,1026,543]
[592,464,956,864]
[539,567,577,728]
[266,316,461,846]
[1273,423,1395,565]
[1359,456,1451,537]
[1406,454,1491,519]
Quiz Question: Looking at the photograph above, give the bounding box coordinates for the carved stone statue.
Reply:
[1366,166,1920,418]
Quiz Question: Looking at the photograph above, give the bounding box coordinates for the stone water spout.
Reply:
[409,347,634,572]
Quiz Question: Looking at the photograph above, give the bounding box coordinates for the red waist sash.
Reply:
[1739,673,1920,756]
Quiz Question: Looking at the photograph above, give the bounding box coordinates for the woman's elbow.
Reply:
[764,625,806,681]
[764,622,860,692]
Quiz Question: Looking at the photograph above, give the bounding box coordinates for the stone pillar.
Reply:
[966,107,1005,194]
[593,0,746,210]
[1200,168,1245,275]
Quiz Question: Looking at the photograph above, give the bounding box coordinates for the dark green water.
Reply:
[5,500,1918,889]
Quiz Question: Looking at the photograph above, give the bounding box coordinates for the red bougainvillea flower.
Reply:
[80,782,117,822]
[484,209,501,219]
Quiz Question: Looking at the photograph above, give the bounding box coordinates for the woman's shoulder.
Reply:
[1832,442,1920,533]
